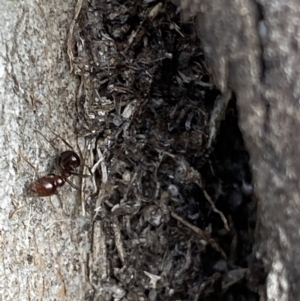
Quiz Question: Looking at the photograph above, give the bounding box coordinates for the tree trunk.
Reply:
[181,0,300,300]
[0,1,90,299]
[4,0,300,300]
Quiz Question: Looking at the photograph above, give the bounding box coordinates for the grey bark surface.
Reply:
[3,0,300,299]
[0,1,91,300]
[180,0,300,300]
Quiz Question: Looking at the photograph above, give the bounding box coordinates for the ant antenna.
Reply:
[46,125,74,150]
[34,129,58,152]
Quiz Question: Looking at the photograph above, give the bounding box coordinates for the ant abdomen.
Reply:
[30,174,65,197]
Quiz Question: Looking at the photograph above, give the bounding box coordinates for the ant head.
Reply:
[59,151,81,171]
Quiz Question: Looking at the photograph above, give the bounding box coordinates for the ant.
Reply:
[30,151,81,197]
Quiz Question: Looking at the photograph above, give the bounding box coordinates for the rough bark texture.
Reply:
[3,0,300,300]
[0,1,89,300]
[181,0,300,300]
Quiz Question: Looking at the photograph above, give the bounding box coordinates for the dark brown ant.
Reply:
[30,150,81,197]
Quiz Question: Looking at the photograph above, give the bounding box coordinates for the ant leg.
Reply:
[65,178,80,190]
[69,170,91,178]
[9,195,51,219]
[18,148,45,197]
[9,197,29,219]
[54,192,63,209]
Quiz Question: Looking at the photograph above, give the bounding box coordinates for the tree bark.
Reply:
[181,0,300,300]
[4,0,300,300]
[0,1,90,300]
